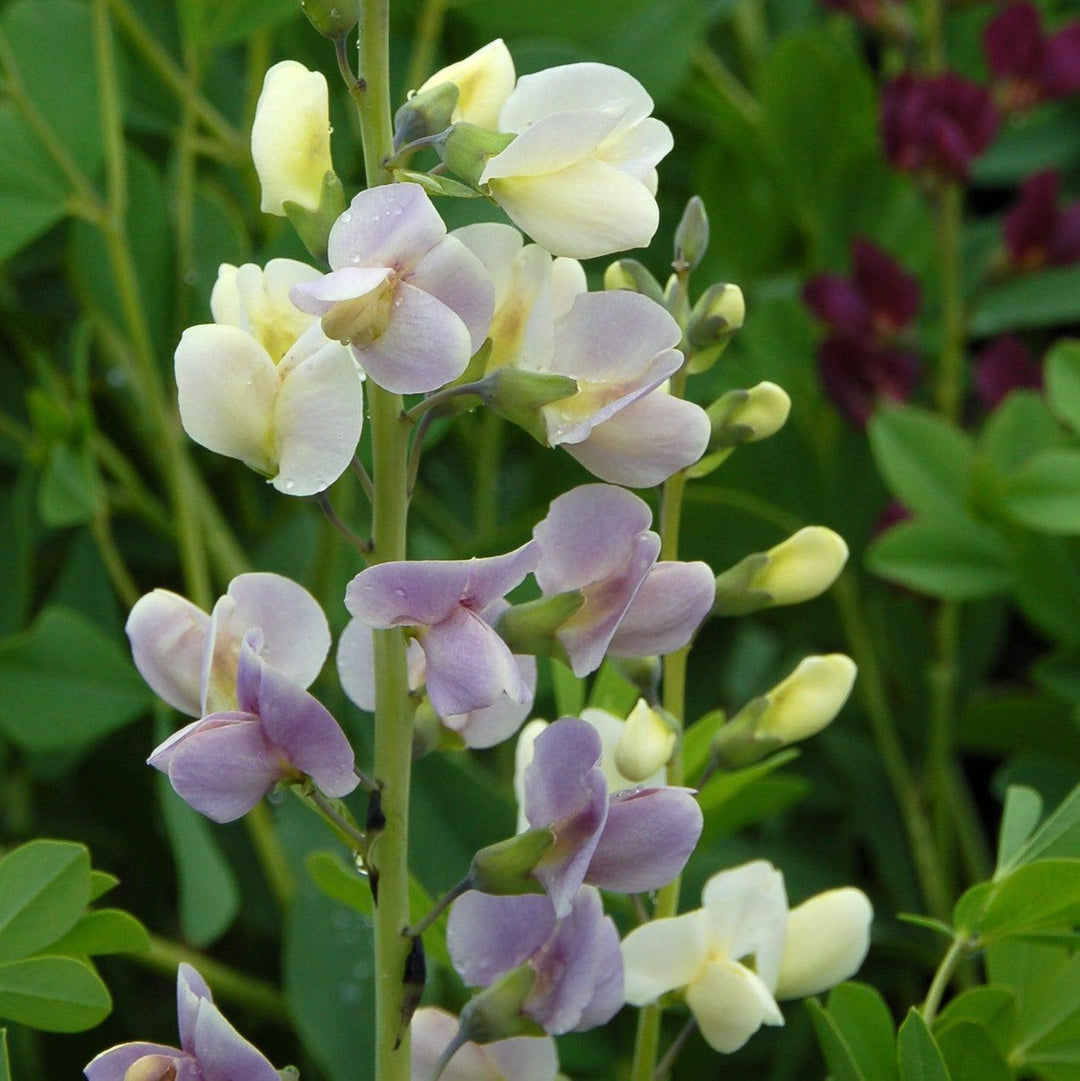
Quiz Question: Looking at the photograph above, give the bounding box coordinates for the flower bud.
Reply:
[615,699,676,782]
[707,381,791,447]
[417,39,516,131]
[774,888,873,1000]
[437,122,515,188]
[751,527,848,606]
[459,966,544,1044]
[251,61,334,216]
[125,1057,177,1081]
[603,259,665,305]
[294,0,357,37]
[752,655,856,743]
[470,827,557,894]
[686,283,744,372]
[495,592,585,659]
[611,655,662,702]
[478,368,578,443]
[392,82,459,150]
[674,195,710,273]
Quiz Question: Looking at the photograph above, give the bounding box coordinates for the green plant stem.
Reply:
[89,506,140,608]
[304,788,369,851]
[921,934,972,1024]
[693,45,762,127]
[140,934,288,1022]
[356,0,395,187]
[631,368,691,1081]
[247,802,297,907]
[406,0,448,90]
[474,410,502,542]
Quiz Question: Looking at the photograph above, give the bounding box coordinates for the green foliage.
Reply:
[806,983,899,1081]
[897,1010,952,1081]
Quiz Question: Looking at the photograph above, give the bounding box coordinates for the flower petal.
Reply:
[84,1044,187,1081]
[621,911,707,1005]
[686,959,784,1054]
[126,590,209,716]
[452,222,525,308]
[442,652,537,749]
[175,325,278,474]
[328,184,446,273]
[410,1008,499,1081]
[607,560,716,657]
[273,326,365,495]
[177,963,212,1054]
[564,392,710,487]
[336,617,425,711]
[406,235,495,353]
[192,995,280,1081]
[586,786,702,894]
[484,1034,560,1081]
[447,891,556,987]
[353,282,472,393]
[596,117,674,184]
[418,39,516,130]
[483,108,627,181]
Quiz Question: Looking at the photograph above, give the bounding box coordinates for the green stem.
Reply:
[246,803,297,908]
[139,934,288,1022]
[89,506,140,608]
[631,368,690,1081]
[927,601,961,886]
[693,45,762,127]
[921,935,972,1025]
[405,0,448,90]
[356,0,395,187]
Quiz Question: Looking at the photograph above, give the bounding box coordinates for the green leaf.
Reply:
[934,988,1017,1053]
[973,101,1080,185]
[698,749,805,841]
[898,913,956,939]
[979,390,1065,472]
[44,909,149,957]
[972,264,1080,336]
[200,0,299,47]
[0,103,67,260]
[0,955,110,1032]
[0,1028,9,1081]
[0,607,152,751]
[586,660,639,717]
[1047,340,1080,432]
[551,658,585,718]
[996,786,1044,879]
[868,408,974,521]
[1001,782,1080,873]
[898,1009,952,1081]
[37,442,101,528]
[936,1022,1013,1081]
[88,871,119,902]
[1012,535,1080,647]
[158,775,240,948]
[806,997,872,1081]
[683,709,727,783]
[1013,951,1080,1075]
[305,851,374,919]
[824,983,900,1081]
[955,859,1080,942]
[866,518,1012,599]
[0,841,89,962]
[1000,449,1080,534]
[959,691,1080,762]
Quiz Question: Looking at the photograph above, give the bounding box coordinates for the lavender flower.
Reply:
[149,634,357,822]
[85,964,278,1081]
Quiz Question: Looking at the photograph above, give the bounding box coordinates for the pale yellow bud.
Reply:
[734,381,790,441]
[251,61,334,215]
[749,527,849,606]
[774,887,873,1000]
[615,699,676,782]
[755,655,857,743]
[418,39,515,130]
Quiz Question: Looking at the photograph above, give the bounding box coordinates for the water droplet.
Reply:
[105,367,127,388]
[393,587,407,600]
[351,254,361,264]
[284,479,295,491]
[328,124,335,134]
[341,211,352,223]
[183,269,198,285]
[339,983,361,1006]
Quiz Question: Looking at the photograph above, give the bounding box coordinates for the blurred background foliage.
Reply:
[0,0,1079,1077]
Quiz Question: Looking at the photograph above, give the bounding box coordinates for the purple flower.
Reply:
[523,718,702,915]
[447,886,623,1035]
[411,1007,558,1081]
[803,238,920,342]
[336,603,538,749]
[290,184,493,393]
[1003,171,1080,270]
[984,3,1080,111]
[126,572,331,717]
[343,543,539,718]
[85,964,278,1081]
[882,72,999,183]
[149,634,357,822]
[974,336,1043,411]
[817,337,920,427]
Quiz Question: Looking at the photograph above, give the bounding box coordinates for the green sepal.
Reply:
[609,655,661,701]
[391,169,481,199]
[478,369,578,443]
[686,283,744,373]
[393,82,458,150]
[283,171,347,262]
[495,591,585,658]
[294,0,357,36]
[710,703,784,770]
[603,259,665,304]
[436,123,515,188]
[459,965,544,1044]
[674,195,709,273]
[711,552,772,616]
[470,828,555,894]
[705,389,758,447]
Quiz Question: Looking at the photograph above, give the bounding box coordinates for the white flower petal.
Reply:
[407,236,494,353]
[482,109,626,182]
[597,118,674,184]
[453,222,526,309]
[328,184,446,274]
[550,257,587,319]
[686,959,784,1054]
[418,39,516,130]
[126,590,209,716]
[175,324,278,474]
[621,911,707,1005]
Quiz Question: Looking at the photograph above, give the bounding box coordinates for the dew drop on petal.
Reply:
[341,211,352,223]
[393,588,406,600]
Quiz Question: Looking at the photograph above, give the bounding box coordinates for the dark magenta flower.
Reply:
[983,2,1080,111]
[818,338,920,427]
[974,336,1043,411]
[803,238,920,342]
[1003,171,1080,270]
[881,72,999,183]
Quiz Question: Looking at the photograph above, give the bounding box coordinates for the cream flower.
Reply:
[417,39,516,130]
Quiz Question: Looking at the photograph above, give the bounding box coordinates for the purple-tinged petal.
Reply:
[585,787,702,894]
[1049,201,1080,266]
[84,1044,189,1081]
[192,996,279,1081]
[156,717,281,823]
[819,338,920,427]
[564,392,710,487]
[148,712,254,771]
[220,573,331,692]
[533,484,653,594]
[974,336,1042,411]
[411,1008,499,1081]
[328,184,446,273]
[352,282,472,393]
[406,236,495,353]
[484,1033,560,1081]
[421,607,527,718]
[801,274,870,339]
[177,963,212,1054]
[525,718,608,915]
[447,892,556,987]
[336,618,425,711]
[984,3,1044,81]
[852,238,920,333]
[289,266,395,317]
[608,561,716,658]
[1045,24,1080,98]
[1004,170,1058,267]
[526,886,623,1033]
[126,590,209,717]
[443,652,537,749]
[238,644,358,798]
